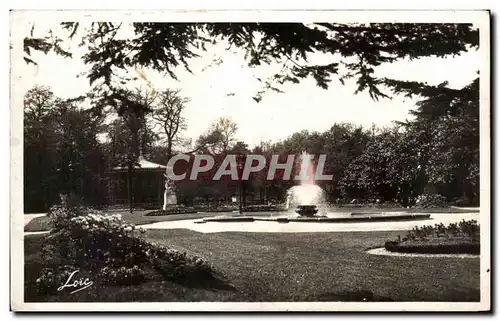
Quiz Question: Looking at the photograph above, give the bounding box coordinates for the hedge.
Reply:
[384,240,480,255]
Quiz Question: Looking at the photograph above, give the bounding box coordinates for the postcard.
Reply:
[10,9,490,312]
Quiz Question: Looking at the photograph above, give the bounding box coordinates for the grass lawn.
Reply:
[24,206,478,233]
[24,229,480,302]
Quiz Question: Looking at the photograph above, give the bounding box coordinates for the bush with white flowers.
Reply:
[37,205,216,294]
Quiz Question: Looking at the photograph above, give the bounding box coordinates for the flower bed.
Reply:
[199,208,238,213]
[384,219,480,255]
[242,205,286,212]
[193,205,238,212]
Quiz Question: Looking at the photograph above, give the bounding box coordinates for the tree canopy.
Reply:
[24,22,479,109]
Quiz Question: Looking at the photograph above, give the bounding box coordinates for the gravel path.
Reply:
[140,213,480,234]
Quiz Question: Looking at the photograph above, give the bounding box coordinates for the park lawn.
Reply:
[24,230,480,302]
[23,206,478,233]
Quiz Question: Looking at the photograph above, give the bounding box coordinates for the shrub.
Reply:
[147,245,213,280]
[46,205,84,231]
[415,194,448,208]
[36,205,217,294]
[41,210,149,271]
[243,204,286,212]
[451,196,473,207]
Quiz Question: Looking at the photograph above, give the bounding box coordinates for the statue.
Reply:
[162,174,178,210]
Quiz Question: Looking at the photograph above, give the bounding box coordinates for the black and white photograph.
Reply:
[9,9,490,312]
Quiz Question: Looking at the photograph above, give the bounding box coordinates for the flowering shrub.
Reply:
[37,204,216,294]
[98,266,146,286]
[401,219,480,241]
[46,205,83,231]
[35,265,78,295]
[385,219,480,254]
[54,212,149,270]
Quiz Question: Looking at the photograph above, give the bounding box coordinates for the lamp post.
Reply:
[237,155,244,214]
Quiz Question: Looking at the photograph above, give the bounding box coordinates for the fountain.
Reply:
[286,151,327,217]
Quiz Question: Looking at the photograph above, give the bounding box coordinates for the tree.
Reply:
[151,89,189,160]
[105,117,156,166]
[52,102,107,204]
[24,86,107,212]
[103,87,153,212]
[23,85,55,129]
[192,128,223,154]
[211,117,238,153]
[319,123,371,200]
[24,86,60,211]
[339,126,420,204]
[229,141,250,155]
[399,79,480,204]
[193,117,238,154]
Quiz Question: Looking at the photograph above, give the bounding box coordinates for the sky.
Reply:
[14,21,480,148]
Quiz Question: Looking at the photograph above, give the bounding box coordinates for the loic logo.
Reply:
[57,270,94,294]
